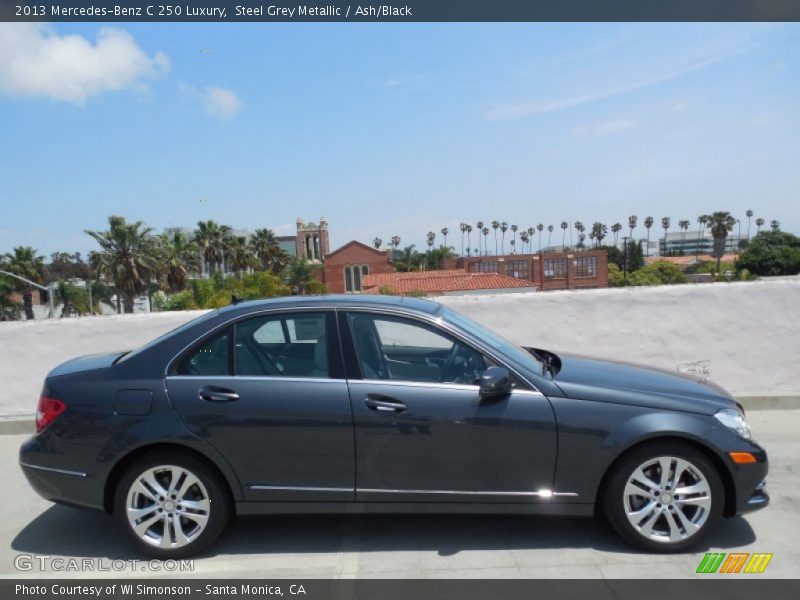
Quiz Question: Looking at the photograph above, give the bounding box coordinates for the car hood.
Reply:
[550,353,738,415]
[48,351,127,378]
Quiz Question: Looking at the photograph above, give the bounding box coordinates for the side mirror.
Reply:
[479,366,513,399]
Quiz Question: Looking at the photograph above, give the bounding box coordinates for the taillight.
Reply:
[36,396,66,433]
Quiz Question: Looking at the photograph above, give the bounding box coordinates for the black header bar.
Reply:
[2,0,800,22]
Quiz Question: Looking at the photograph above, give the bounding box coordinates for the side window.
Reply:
[177,329,230,376]
[348,313,486,385]
[235,312,329,378]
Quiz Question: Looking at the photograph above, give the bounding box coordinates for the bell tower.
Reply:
[295,217,330,262]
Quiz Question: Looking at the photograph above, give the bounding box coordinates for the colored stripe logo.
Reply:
[696,552,772,574]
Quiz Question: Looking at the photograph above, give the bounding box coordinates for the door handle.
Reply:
[198,386,240,402]
[365,396,406,413]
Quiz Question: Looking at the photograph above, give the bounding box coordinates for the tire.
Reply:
[114,451,231,558]
[602,441,724,553]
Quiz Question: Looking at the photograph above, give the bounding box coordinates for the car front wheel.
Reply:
[603,442,724,552]
[115,452,230,558]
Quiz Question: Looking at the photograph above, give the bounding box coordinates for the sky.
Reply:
[0,22,798,257]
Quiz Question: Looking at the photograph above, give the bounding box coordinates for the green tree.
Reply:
[4,246,48,320]
[0,274,21,321]
[629,262,688,286]
[736,230,800,276]
[194,220,232,276]
[705,211,737,271]
[286,257,322,295]
[157,232,200,292]
[249,228,287,273]
[86,216,158,314]
[228,236,255,279]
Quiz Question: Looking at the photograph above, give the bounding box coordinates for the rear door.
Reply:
[341,311,558,503]
[165,310,355,502]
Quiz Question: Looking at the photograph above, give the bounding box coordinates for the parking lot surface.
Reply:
[2,410,798,579]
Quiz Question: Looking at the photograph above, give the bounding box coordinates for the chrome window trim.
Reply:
[19,461,87,478]
[164,303,544,394]
[348,379,543,397]
[164,375,342,384]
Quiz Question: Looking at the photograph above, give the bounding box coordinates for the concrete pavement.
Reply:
[1,410,797,579]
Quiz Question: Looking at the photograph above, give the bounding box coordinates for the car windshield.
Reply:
[116,309,219,363]
[440,306,543,373]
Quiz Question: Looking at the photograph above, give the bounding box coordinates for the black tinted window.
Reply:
[235,312,329,378]
[348,313,485,384]
[177,329,230,376]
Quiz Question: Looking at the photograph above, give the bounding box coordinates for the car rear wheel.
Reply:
[602,441,724,552]
[115,452,230,558]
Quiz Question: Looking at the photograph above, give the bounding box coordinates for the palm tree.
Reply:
[395,245,420,272]
[86,216,158,314]
[482,227,490,255]
[560,221,568,250]
[592,222,608,246]
[519,231,529,254]
[248,228,282,273]
[661,217,671,255]
[697,214,709,258]
[755,218,765,233]
[770,220,780,232]
[628,215,637,242]
[546,225,554,249]
[425,232,435,269]
[158,231,200,292]
[679,220,690,254]
[476,221,484,255]
[527,227,535,253]
[574,221,585,250]
[286,257,321,295]
[536,224,544,252]
[441,227,449,249]
[500,222,509,255]
[465,225,473,256]
[0,275,21,321]
[706,211,737,271]
[391,235,401,252]
[4,246,47,320]
[611,223,622,247]
[643,216,654,256]
[491,220,500,255]
[509,224,517,254]
[746,209,754,239]
[373,237,382,249]
[459,223,467,256]
[194,220,232,276]
[228,236,255,279]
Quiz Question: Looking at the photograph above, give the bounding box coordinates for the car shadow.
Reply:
[11,505,757,560]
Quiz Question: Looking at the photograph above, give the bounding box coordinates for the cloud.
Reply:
[0,24,169,104]
[203,86,242,119]
[572,119,635,136]
[487,46,746,121]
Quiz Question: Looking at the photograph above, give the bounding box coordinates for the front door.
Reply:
[165,310,354,502]
[342,311,557,503]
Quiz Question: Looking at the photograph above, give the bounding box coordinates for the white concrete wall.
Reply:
[1,279,798,417]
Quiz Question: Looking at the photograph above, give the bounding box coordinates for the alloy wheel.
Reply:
[623,455,712,544]
[125,464,211,549]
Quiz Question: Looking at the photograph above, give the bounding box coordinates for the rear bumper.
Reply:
[19,437,104,511]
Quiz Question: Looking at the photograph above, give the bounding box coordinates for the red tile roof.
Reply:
[362,269,535,295]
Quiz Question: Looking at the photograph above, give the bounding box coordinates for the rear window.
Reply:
[116,310,218,364]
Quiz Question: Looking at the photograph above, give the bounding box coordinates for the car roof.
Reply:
[216,294,443,316]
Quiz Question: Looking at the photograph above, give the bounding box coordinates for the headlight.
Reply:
[714,409,751,439]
